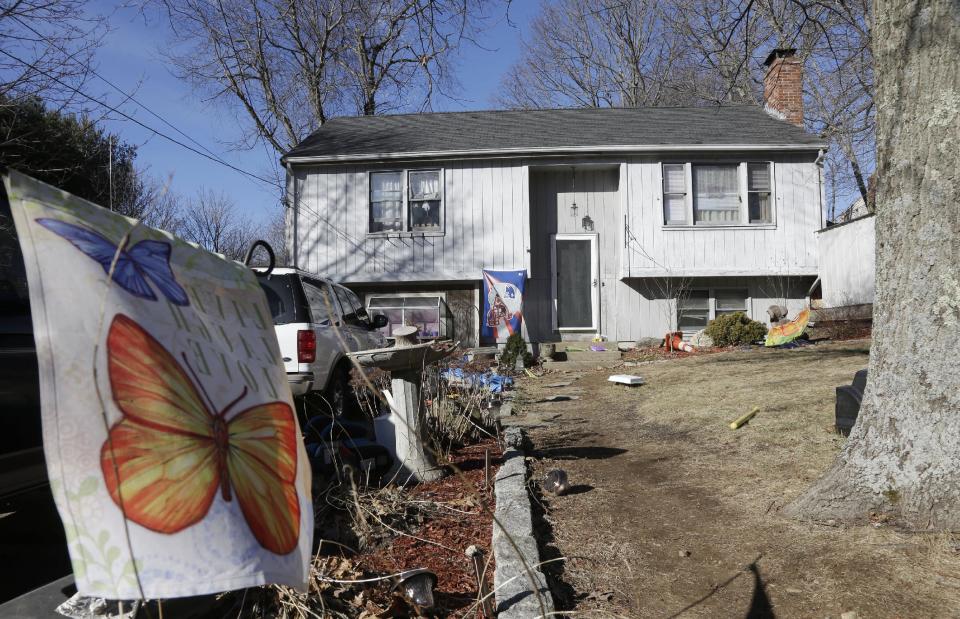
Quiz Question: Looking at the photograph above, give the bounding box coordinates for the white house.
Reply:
[280,49,826,346]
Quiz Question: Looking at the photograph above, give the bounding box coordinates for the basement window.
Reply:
[678,290,710,331]
[367,295,452,339]
[677,289,751,332]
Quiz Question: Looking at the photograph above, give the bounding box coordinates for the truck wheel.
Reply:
[324,362,356,418]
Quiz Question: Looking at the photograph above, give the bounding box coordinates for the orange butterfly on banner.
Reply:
[100,314,300,555]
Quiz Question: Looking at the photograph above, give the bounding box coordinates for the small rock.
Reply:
[543,469,570,496]
[617,341,636,352]
[678,549,691,558]
[636,337,661,348]
[690,329,714,348]
[840,612,859,619]
[503,426,526,449]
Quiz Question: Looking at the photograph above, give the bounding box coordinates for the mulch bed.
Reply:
[622,345,726,362]
[356,438,502,616]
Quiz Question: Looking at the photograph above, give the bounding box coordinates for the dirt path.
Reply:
[512,341,960,618]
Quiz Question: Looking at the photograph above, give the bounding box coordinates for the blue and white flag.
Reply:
[481,269,526,342]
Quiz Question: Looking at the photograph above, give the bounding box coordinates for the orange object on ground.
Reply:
[664,331,694,352]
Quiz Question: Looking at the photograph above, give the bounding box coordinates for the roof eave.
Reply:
[282,142,827,165]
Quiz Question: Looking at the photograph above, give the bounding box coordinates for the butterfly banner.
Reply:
[481,269,526,342]
[3,170,312,599]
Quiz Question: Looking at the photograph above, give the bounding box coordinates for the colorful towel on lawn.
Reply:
[3,170,312,599]
[481,269,526,342]
[765,308,811,347]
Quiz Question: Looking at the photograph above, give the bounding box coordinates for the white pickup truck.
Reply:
[255,267,387,415]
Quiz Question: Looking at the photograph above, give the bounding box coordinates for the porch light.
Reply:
[582,214,594,231]
[570,166,578,218]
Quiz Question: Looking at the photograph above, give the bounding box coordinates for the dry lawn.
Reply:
[512,340,960,618]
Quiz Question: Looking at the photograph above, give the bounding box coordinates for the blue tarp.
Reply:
[441,367,514,393]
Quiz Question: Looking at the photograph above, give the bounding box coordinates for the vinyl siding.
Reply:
[289,160,530,283]
[288,151,821,342]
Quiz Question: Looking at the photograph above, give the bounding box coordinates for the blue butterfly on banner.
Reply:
[36,218,189,306]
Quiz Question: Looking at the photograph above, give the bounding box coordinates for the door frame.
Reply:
[550,232,600,332]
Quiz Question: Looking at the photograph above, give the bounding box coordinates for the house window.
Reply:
[678,288,750,331]
[367,295,451,339]
[715,289,749,317]
[370,171,403,233]
[368,169,443,234]
[693,164,740,224]
[748,163,772,223]
[662,164,687,225]
[678,290,710,331]
[663,162,775,227]
[408,170,442,231]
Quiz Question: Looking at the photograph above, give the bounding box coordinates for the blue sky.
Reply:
[91,2,538,225]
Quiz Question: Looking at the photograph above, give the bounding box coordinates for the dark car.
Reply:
[0,184,72,605]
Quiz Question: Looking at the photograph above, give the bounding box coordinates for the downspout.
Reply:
[284,161,299,270]
[812,148,826,306]
[814,148,826,229]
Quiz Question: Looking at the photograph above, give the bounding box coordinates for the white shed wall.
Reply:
[816,215,876,307]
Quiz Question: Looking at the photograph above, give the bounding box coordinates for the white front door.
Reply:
[551,233,599,332]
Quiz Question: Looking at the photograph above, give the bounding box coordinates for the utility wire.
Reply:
[0,47,281,190]
[10,15,228,166]
[1,45,367,253]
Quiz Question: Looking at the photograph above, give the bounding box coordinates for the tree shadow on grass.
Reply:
[665,556,774,619]
[533,446,627,460]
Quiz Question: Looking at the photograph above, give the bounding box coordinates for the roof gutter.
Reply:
[282,142,828,166]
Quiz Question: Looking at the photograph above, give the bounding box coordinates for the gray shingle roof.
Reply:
[282,105,824,163]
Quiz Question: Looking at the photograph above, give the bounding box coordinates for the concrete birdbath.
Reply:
[348,325,453,483]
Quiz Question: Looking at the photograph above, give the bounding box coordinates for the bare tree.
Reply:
[673,0,875,211]
[786,0,960,528]
[652,275,693,351]
[501,0,874,215]
[133,174,184,233]
[179,188,256,261]
[156,0,486,154]
[0,1,107,106]
[262,204,290,265]
[499,0,704,109]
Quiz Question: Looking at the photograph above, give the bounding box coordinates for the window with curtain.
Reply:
[662,164,687,225]
[408,170,441,230]
[748,163,772,223]
[370,171,403,233]
[693,165,740,224]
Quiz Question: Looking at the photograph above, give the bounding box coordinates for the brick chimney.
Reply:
[763,48,803,127]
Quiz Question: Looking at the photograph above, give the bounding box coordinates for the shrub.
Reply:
[704,312,768,346]
[499,333,533,370]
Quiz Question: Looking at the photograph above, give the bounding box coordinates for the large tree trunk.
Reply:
[786,0,960,528]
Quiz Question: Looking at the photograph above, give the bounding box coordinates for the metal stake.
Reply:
[484,448,491,491]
